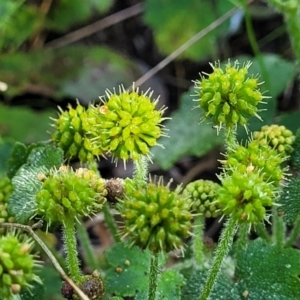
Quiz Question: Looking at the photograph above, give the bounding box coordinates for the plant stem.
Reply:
[63,216,82,282]
[199,216,237,300]
[133,155,149,186]
[0,221,89,300]
[272,205,285,247]
[243,0,271,92]
[103,203,121,243]
[193,215,205,266]
[76,221,100,271]
[285,215,300,247]
[255,222,271,242]
[147,253,159,300]
[268,1,300,68]
[235,222,249,255]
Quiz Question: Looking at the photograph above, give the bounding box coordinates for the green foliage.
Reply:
[181,269,240,300]
[8,145,63,223]
[291,128,300,171]
[152,87,223,170]
[0,104,55,143]
[235,238,300,299]
[19,281,45,300]
[279,177,300,225]
[0,139,14,177]
[105,243,151,297]
[105,243,183,299]
[48,0,114,32]
[144,0,234,60]
[6,142,30,179]
[0,0,41,51]
[0,46,133,100]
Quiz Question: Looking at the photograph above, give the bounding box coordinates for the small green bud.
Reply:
[195,60,264,132]
[183,180,221,218]
[35,166,107,224]
[253,124,295,156]
[120,179,192,253]
[217,165,274,223]
[52,103,104,163]
[90,85,166,162]
[0,233,41,299]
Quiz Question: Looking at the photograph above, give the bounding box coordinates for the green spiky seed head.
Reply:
[0,232,41,299]
[35,166,107,224]
[195,60,264,131]
[183,180,221,218]
[253,124,295,155]
[90,85,166,162]
[0,177,14,234]
[51,103,104,163]
[217,166,274,223]
[224,140,286,186]
[120,179,192,253]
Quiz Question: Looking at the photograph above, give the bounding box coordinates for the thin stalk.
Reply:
[199,217,238,300]
[103,203,121,243]
[193,215,205,266]
[63,217,82,281]
[147,253,159,300]
[0,221,89,300]
[76,221,100,271]
[272,205,285,247]
[255,222,271,242]
[243,0,271,92]
[224,127,238,150]
[133,155,149,185]
[235,222,249,255]
[285,215,300,248]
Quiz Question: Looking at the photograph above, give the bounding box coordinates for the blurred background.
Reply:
[0,0,299,298]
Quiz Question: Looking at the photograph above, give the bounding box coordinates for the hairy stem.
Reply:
[76,221,100,271]
[193,215,205,266]
[199,217,238,300]
[235,222,249,255]
[0,221,89,300]
[103,203,121,243]
[255,222,271,242]
[285,214,300,247]
[63,217,82,282]
[272,205,285,247]
[268,0,300,68]
[133,155,149,186]
[147,253,159,300]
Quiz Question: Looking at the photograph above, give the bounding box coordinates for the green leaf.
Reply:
[0,46,134,102]
[105,243,151,297]
[6,142,28,179]
[105,243,171,298]
[0,138,14,177]
[278,112,300,134]
[152,87,223,170]
[135,270,185,300]
[20,280,45,300]
[278,177,300,225]
[0,104,55,143]
[0,3,42,51]
[158,270,185,300]
[48,0,114,31]
[291,128,300,171]
[40,265,65,300]
[234,54,294,140]
[235,238,300,300]
[144,0,234,60]
[181,269,241,300]
[8,145,63,223]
